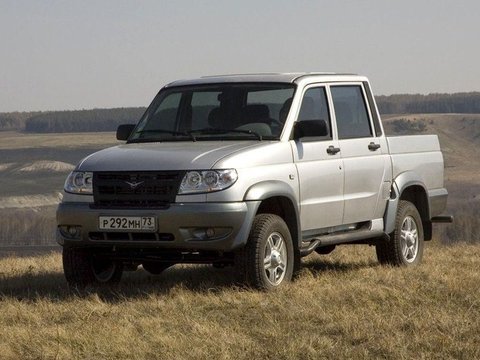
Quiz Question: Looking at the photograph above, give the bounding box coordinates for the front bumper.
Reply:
[56,201,260,251]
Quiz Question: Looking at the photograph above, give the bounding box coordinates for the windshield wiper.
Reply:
[188,128,262,140]
[129,129,196,142]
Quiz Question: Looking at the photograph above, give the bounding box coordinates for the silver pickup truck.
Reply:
[57,73,451,289]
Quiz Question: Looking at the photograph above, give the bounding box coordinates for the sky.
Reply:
[0,0,479,112]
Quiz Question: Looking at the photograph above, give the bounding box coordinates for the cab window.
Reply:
[331,85,372,139]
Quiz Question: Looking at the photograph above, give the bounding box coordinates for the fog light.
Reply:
[192,228,216,240]
[59,225,81,239]
[206,228,215,238]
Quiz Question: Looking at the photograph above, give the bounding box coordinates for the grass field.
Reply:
[1,244,479,359]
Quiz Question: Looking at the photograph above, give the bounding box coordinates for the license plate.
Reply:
[99,216,156,231]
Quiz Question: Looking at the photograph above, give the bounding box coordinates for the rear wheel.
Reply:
[63,247,123,287]
[376,200,424,266]
[235,214,294,290]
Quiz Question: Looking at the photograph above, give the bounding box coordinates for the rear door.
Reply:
[291,85,344,232]
[329,84,389,224]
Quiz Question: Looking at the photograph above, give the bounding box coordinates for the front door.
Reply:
[291,86,344,232]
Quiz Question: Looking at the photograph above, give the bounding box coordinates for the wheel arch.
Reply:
[244,181,301,250]
[384,172,432,240]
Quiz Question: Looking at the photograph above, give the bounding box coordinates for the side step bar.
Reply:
[300,229,385,257]
[431,215,454,223]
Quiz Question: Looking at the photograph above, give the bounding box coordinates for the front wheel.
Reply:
[376,200,424,266]
[235,214,294,290]
[63,247,123,288]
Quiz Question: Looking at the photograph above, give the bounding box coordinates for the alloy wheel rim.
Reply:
[264,232,287,286]
[400,216,419,263]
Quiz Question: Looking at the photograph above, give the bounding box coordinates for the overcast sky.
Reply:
[0,0,478,112]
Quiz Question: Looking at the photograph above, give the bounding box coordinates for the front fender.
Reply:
[243,180,298,205]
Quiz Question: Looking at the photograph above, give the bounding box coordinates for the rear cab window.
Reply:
[330,85,373,139]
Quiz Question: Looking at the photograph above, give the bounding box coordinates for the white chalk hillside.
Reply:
[16,161,75,173]
[0,163,16,171]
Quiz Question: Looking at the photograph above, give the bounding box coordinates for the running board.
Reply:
[300,229,385,256]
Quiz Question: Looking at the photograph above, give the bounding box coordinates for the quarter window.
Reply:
[297,87,331,138]
[331,86,372,139]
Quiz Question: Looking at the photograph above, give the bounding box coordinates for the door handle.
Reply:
[368,142,381,151]
[326,145,341,155]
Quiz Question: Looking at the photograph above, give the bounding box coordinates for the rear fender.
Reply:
[384,171,429,234]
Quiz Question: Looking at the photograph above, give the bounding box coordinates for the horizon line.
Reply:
[2,90,480,114]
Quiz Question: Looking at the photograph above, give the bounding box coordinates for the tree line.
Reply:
[24,107,145,133]
[0,108,145,132]
[0,111,42,131]
[1,92,480,133]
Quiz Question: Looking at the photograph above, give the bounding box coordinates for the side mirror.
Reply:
[293,120,328,139]
[116,124,136,141]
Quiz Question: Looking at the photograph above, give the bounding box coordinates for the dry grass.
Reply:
[0,206,57,245]
[0,244,479,359]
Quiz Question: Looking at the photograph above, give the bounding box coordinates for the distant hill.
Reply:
[376,92,480,114]
[1,92,480,133]
[382,113,480,244]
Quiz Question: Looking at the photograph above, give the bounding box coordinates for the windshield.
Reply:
[128,83,296,142]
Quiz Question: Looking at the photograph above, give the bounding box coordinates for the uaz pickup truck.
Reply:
[57,73,450,289]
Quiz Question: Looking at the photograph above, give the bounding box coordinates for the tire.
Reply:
[235,214,295,290]
[142,262,174,275]
[63,247,123,288]
[376,200,424,266]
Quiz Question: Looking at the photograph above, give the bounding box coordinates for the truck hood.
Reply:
[76,141,264,171]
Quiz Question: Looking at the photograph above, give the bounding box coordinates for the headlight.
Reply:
[179,169,238,194]
[64,171,93,194]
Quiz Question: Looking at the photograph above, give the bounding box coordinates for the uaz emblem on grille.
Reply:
[125,180,144,189]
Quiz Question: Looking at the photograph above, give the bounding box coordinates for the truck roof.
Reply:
[166,72,368,87]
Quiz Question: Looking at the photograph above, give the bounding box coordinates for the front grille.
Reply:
[93,171,184,208]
